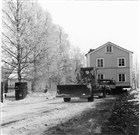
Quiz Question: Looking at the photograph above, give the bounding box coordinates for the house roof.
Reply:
[1,67,13,80]
[85,41,133,56]
[8,69,33,80]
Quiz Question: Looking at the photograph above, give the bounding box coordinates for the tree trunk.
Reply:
[31,78,37,92]
[1,82,3,103]
[16,0,22,83]
[18,70,22,82]
[31,53,38,92]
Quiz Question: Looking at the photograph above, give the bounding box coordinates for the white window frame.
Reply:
[105,45,113,53]
[96,58,104,68]
[98,74,105,80]
[118,74,126,82]
[117,57,126,67]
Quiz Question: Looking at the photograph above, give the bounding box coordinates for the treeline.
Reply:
[2,0,85,91]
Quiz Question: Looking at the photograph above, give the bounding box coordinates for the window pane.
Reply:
[122,59,124,66]
[122,74,125,81]
[98,60,100,67]
[107,46,109,52]
[109,46,111,52]
[98,75,100,79]
[119,59,122,66]
[101,59,103,67]
[101,74,103,79]
[110,46,112,52]
[119,74,121,81]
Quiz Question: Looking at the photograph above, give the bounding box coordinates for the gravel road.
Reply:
[1,95,116,135]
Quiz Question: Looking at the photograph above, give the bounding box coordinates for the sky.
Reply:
[39,1,139,57]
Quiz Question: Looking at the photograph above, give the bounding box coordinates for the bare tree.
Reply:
[50,30,85,85]
[2,0,36,82]
[2,0,54,85]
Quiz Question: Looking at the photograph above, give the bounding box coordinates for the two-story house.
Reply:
[85,42,133,90]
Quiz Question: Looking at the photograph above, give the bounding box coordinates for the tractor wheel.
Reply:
[88,96,94,102]
[64,98,71,102]
[103,92,106,98]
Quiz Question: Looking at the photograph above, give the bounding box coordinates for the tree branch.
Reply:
[2,59,17,69]
[2,42,17,59]
[2,32,17,47]
[2,9,16,25]
[2,20,15,33]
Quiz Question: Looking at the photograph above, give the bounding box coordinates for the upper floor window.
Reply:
[106,45,113,53]
[118,57,126,67]
[118,74,126,82]
[96,58,104,68]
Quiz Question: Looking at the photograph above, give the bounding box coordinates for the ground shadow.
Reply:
[49,96,106,104]
[42,96,116,135]
[49,98,92,104]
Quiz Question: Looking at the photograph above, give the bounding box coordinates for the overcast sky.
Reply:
[39,1,139,57]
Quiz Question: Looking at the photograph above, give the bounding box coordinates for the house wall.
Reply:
[90,46,130,68]
[89,45,131,87]
[8,79,32,91]
[86,54,90,67]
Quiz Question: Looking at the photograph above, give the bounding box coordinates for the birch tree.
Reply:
[2,0,53,85]
[2,0,36,82]
[132,55,139,89]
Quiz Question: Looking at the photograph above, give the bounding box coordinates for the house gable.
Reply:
[86,42,133,56]
[89,43,131,68]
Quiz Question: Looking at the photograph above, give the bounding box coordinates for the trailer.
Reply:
[56,67,106,102]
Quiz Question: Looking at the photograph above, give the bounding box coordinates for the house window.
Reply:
[118,74,126,82]
[106,45,113,53]
[118,57,126,67]
[96,58,104,67]
[98,74,105,80]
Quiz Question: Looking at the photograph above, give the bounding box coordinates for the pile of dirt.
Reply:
[102,90,139,135]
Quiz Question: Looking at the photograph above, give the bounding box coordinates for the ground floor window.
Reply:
[98,74,105,80]
[118,74,126,82]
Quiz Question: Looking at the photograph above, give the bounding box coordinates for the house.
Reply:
[8,78,32,91]
[8,71,32,92]
[85,42,133,90]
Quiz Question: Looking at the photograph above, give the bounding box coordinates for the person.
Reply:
[44,86,49,93]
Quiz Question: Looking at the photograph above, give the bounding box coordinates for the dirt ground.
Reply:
[1,92,116,135]
[43,97,115,135]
